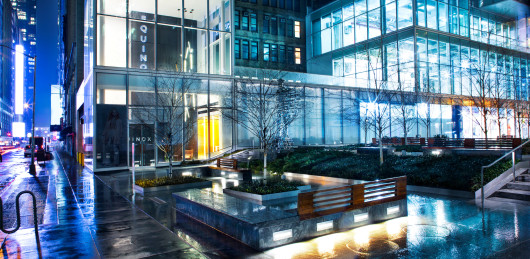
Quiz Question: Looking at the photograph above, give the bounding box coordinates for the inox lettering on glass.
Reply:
[129,137,153,143]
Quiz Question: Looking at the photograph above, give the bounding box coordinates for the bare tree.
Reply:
[224,70,304,179]
[490,71,511,138]
[133,74,197,175]
[416,76,436,138]
[393,80,416,145]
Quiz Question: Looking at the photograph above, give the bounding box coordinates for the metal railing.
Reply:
[0,191,40,250]
[479,139,530,224]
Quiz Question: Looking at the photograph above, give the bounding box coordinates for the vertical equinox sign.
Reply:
[130,20,154,69]
[15,45,24,115]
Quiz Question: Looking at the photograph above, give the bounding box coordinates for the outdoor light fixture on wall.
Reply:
[354,212,369,223]
[273,229,292,241]
[387,206,400,215]
[316,221,334,231]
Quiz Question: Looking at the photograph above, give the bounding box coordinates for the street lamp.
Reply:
[1,44,37,174]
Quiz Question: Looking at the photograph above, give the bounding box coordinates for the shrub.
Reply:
[228,176,304,195]
[394,145,423,152]
[135,176,206,188]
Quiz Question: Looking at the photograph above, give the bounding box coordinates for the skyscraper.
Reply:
[11,0,36,135]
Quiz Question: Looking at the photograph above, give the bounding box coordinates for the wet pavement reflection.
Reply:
[2,150,530,258]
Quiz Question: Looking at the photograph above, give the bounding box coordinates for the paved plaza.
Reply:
[0,149,529,258]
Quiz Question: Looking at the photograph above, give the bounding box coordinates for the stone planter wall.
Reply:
[223,185,311,202]
[133,180,212,196]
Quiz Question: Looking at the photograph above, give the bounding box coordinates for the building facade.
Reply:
[67,0,530,171]
[1,0,16,138]
[234,0,306,72]
[10,0,36,136]
[308,0,530,140]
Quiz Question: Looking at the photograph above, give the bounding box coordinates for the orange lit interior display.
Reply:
[197,113,222,159]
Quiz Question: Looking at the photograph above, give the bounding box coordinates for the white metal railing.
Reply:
[479,139,530,224]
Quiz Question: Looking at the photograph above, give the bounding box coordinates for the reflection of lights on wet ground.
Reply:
[264,218,409,258]
[435,200,447,226]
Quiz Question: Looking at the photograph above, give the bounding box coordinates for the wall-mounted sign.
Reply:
[130,20,154,70]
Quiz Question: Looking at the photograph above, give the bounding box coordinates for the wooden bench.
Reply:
[209,158,239,172]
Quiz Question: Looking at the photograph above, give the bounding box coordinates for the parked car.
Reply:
[24,145,37,158]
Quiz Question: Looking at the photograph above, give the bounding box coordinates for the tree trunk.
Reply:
[379,132,384,165]
[168,145,173,177]
[263,149,268,181]
[484,114,489,148]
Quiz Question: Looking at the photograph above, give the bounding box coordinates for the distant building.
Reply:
[0,0,17,137]
[10,0,36,136]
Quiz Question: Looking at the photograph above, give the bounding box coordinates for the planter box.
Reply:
[134,180,212,196]
[223,185,311,202]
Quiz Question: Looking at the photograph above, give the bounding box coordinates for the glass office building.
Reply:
[80,0,234,171]
[77,0,530,171]
[307,0,530,141]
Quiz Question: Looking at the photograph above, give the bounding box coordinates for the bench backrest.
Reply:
[217,158,237,169]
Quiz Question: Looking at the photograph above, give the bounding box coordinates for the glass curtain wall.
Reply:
[312,0,414,56]
[94,72,234,169]
[96,0,232,75]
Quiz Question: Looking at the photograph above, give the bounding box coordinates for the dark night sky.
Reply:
[35,0,59,127]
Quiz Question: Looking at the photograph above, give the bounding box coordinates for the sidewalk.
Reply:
[1,151,206,258]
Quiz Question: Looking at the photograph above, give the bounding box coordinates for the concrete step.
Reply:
[506,182,530,191]
[515,174,530,182]
[492,189,530,201]
[485,197,530,206]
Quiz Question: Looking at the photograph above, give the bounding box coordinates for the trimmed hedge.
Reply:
[267,148,512,192]
[228,176,304,195]
[135,176,207,188]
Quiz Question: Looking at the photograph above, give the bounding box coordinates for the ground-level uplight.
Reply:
[316,220,334,231]
[387,206,400,215]
[273,229,293,241]
[354,212,369,223]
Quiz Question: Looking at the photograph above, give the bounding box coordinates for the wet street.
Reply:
[0,149,529,258]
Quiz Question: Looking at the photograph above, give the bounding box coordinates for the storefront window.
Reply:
[129,0,155,21]
[97,0,126,17]
[157,0,182,25]
[97,15,126,67]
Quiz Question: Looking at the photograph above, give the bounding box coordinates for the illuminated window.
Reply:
[294,21,301,38]
[295,48,301,64]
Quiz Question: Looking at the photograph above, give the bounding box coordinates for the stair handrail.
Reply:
[479,139,530,220]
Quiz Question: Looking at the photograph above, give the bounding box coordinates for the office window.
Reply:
[294,21,301,38]
[287,46,294,64]
[398,0,413,29]
[242,12,249,30]
[279,0,285,9]
[270,0,277,8]
[242,40,249,59]
[250,0,257,3]
[438,2,448,32]
[295,48,301,64]
[286,0,292,11]
[355,0,366,16]
[416,0,426,27]
[459,8,468,37]
[355,13,367,43]
[250,13,257,32]
[279,18,286,36]
[263,0,269,5]
[234,10,240,29]
[287,20,294,37]
[343,19,355,46]
[235,39,240,59]
[264,43,270,61]
[251,41,258,60]
[271,44,278,62]
[449,5,458,34]
[264,15,270,33]
[271,17,278,35]
[294,0,300,12]
[385,2,397,33]
[367,8,380,39]
[343,3,354,20]
[279,45,286,63]
[426,0,437,29]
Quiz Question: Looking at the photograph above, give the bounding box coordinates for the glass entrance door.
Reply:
[129,124,155,167]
